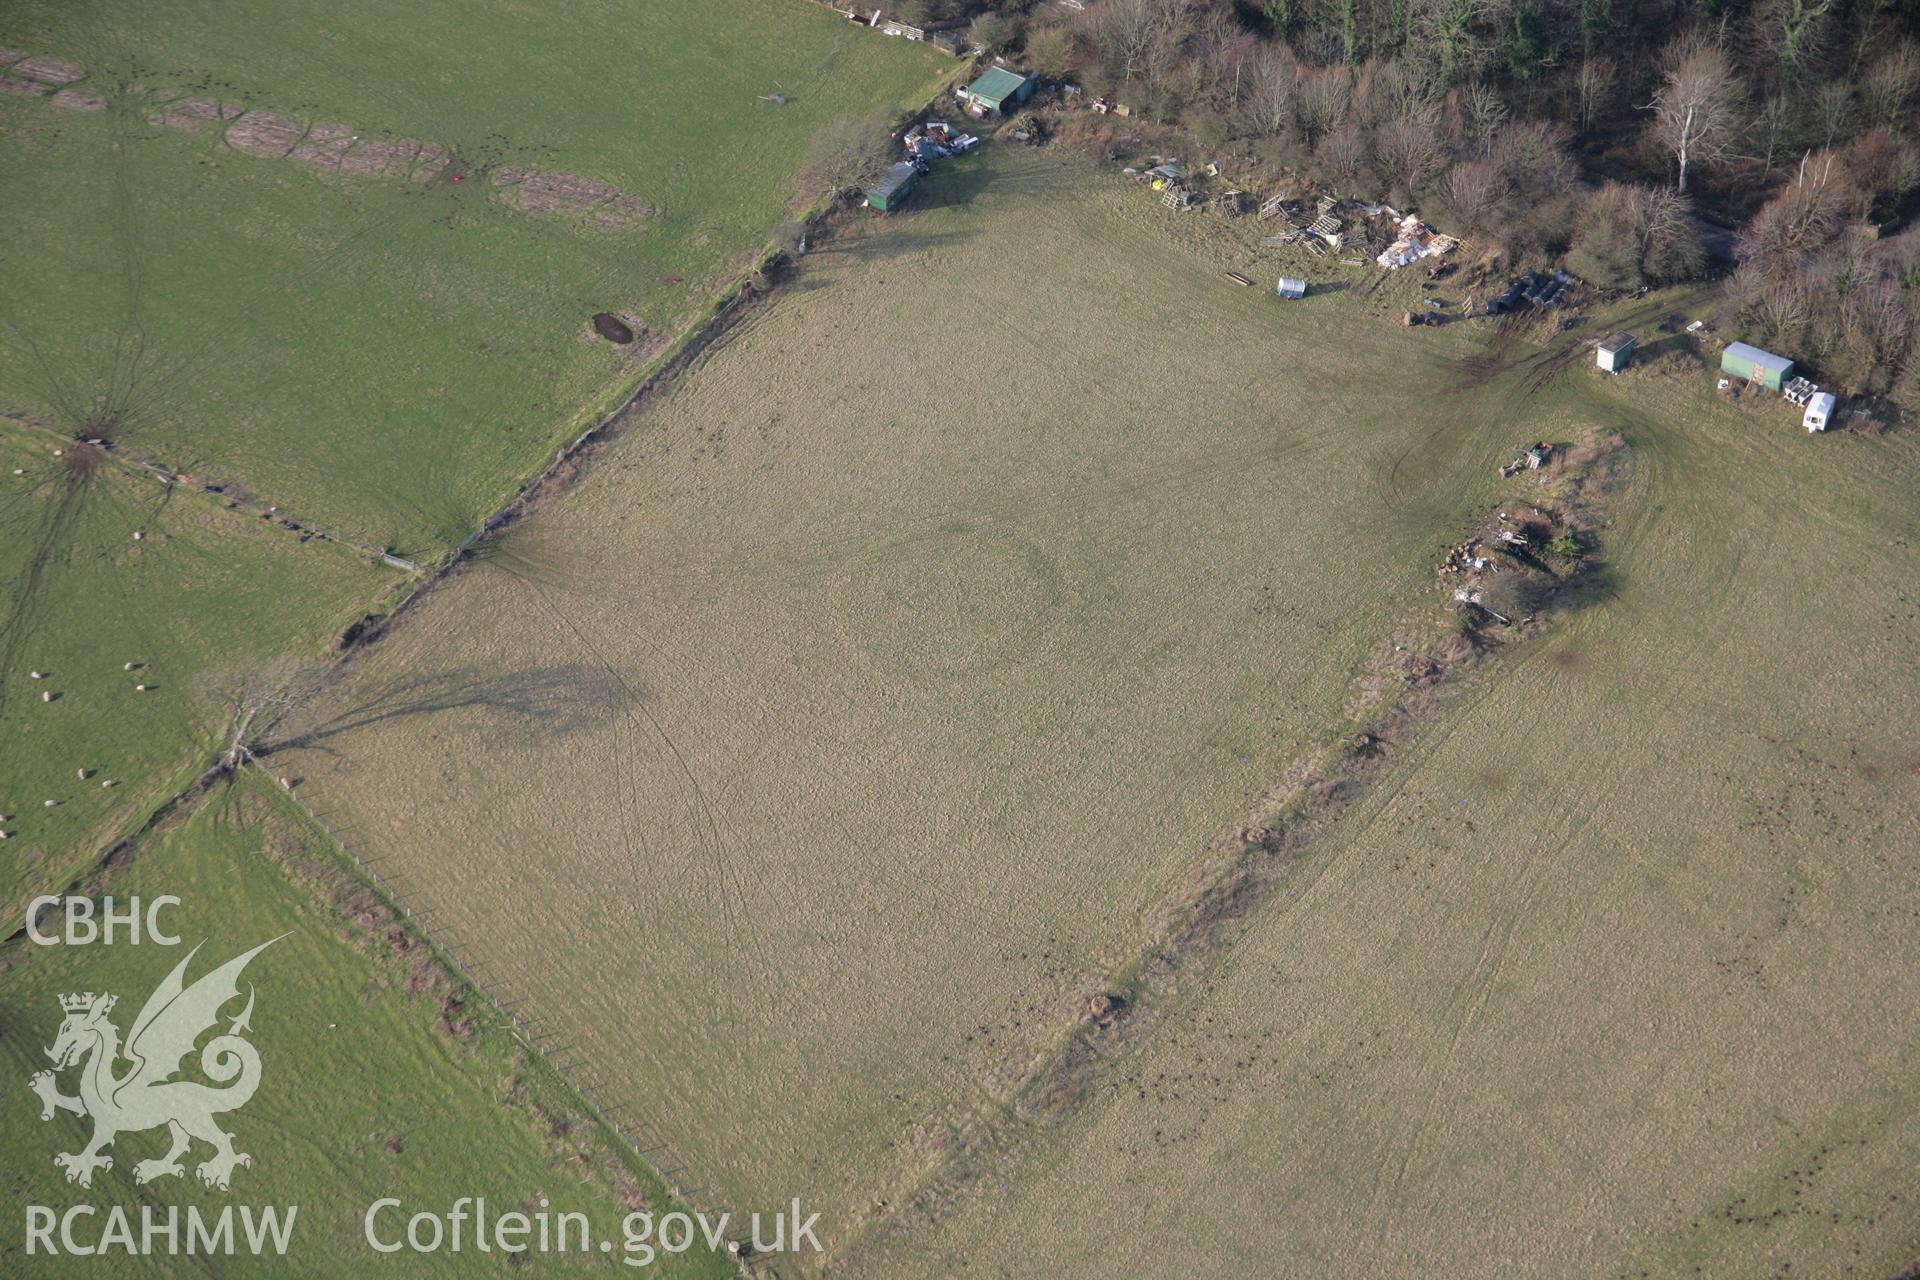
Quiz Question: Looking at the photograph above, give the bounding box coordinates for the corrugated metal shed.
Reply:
[1277,277,1307,299]
[962,66,1035,114]
[866,161,919,212]
[1721,341,1795,390]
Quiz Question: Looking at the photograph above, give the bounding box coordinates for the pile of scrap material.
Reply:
[1487,269,1569,314]
[1438,536,1498,577]
[903,119,977,166]
[1376,212,1456,269]
[1498,441,1553,477]
[1008,112,1047,144]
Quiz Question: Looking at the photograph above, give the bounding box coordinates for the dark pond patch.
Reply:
[592,312,635,344]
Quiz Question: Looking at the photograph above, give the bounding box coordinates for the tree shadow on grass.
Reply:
[261,663,638,757]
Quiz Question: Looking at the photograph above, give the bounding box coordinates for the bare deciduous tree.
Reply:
[1296,65,1353,147]
[1085,0,1173,83]
[1812,81,1854,150]
[1445,158,1513,237]
[1375,108,1446,196]
[1461,79,1508,157]
[1645,37,1744,193]
[1236,51,1298,139]
[1735,152,1853,282]
[1574,56,1615,131]
[1313,122,1369,188]
[800,113,898,198]
[201,661,321,766]
[1862,41,1920,133]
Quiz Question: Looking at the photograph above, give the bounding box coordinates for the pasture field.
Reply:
[837,351,1920,1276]
[0,428,399,920]
[0,1,950,556]
[270,146,1592,1247]
[0,770,733,1276]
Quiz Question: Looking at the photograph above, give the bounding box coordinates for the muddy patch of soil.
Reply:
[0,76,52,97]
[517,170,619,215]
[226,111,305,156]
[591,313,636,344]
[51,88,105,111]
[410,147,450,183]
[596,194,651,230]
[14,56,84,84]
[154,98,240,129]
[288,121,354,170]
[339,136,420,177]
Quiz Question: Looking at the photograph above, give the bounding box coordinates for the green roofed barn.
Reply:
[867,161,920,213]
[1721,341,1795,391]
[960,66,1036,116]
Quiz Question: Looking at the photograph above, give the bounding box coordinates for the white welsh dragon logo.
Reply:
[29,937,282,1191]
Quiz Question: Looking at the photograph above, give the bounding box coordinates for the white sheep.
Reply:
[132,531,144,541]
[30,671,44,679]
[43,799,56,807]
[41,691,53,703]
[101,779,117,789]
[135,683,149,692]
[124,662,139,671]
[77,768,89,780]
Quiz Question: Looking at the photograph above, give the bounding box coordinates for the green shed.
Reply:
[866,162,919,213]
[960,66,1036,116]
[1721,341,1794,391]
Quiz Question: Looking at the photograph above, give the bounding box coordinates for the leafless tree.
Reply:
[1314,122,1369,188]
[1491,118,1575,197]
[1862,41,1920,133]
[1735,151,1852,282]
[1812,81,1854,150]
[1375,108,1446,195]
[202,661,321,766]
[1461,79,1508,157]
[1237,51,1298,139]
[1085,0,1173,83]
[1296,65,1353,147]
[1644,36,1744,193]
[1754,91,1796,173]
[1444,158,1513,238]
[800,112,898,197]
[1574,56,1616,131]
[1829,281,1910,394]
[1628,183,1706,281]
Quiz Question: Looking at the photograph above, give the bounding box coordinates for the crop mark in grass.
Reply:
[462,543,783,1035]
[833,426,1635,1270]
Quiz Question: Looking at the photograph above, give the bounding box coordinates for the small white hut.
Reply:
[1596,332,1636,373]
[1803,391,1837,433]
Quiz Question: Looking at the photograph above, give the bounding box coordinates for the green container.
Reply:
[1721,341,1794,391]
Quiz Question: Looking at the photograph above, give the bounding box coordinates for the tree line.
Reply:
[892,0,1920,405]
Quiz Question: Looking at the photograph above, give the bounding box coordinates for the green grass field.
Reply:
[264,146,1643,1253]
[0,428,398,920]
[0,770,734,1275]
[832,301,1920,1278]
[0,0,950,556]
[270,145,1920,1276]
